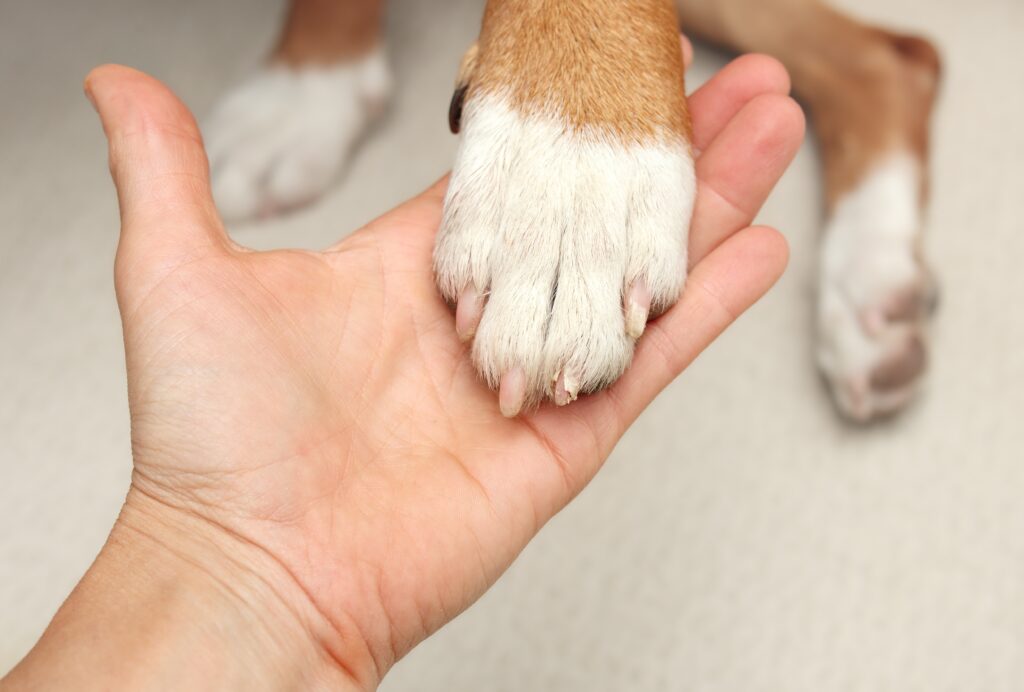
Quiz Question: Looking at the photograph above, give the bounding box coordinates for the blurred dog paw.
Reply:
[817,152,937,422]
[204,48,391,221]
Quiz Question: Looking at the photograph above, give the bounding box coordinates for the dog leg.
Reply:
[435,0,695,416]
[204,0,391,220]
[679,0,941,421]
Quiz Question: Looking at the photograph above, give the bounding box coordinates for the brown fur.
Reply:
[466,0,691,144]
[273,0,385,66]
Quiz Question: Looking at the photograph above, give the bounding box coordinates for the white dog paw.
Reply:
[204,48,391,220]
[817,153,937,422]
[435,95,696,415]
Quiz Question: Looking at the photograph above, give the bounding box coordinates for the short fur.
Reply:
[470,0,691,142]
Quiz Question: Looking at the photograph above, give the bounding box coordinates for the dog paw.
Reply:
[817,153,937,422]
[203,48,391,220]
[435,95,696,416]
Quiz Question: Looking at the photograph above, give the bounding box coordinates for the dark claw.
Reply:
[449,84,468,134]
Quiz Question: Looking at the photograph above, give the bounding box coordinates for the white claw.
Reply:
[499,368,527,418]
[625,281,653,340]
[553,368,580,407]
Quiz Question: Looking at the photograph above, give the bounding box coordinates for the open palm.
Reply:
[86,52,801,687]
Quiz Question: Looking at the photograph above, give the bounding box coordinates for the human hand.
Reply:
[4,42,802,691]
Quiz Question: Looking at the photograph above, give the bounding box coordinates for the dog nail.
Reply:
[456,287,485,342]
[553,368,580,407]
[625,281,652,339]
[499,368,526,418]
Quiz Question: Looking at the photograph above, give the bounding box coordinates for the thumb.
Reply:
[85,65,230,279]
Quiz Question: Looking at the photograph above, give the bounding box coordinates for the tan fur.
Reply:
[272,0,385,66]
[800,27,940,208]
[466,0,691,144]
[455,42,480,90]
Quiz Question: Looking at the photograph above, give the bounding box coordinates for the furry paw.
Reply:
[435,95,696,416]
[817,153,937,422]
[204,48,391,220]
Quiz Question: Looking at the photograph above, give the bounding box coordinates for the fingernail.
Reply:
[499,368,526,418]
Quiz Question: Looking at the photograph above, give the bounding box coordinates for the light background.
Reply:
[1,0,1022,688]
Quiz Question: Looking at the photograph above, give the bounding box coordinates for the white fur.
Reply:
[204,47,391,220]
[435,94,696,404]
[817,152,928,419]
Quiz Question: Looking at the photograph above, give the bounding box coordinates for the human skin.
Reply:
[1,40,803,691]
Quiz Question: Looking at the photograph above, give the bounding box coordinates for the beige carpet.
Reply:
[2,0,1022,688]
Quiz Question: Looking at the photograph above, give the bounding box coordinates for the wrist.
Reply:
[3,490,368,692]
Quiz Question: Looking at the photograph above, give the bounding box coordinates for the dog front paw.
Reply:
[435,95,696,415]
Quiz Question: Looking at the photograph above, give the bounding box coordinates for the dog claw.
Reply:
[499,368,527,418]
[625,281,652,340]
[456,286,485,342]
[553,368,580,407]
